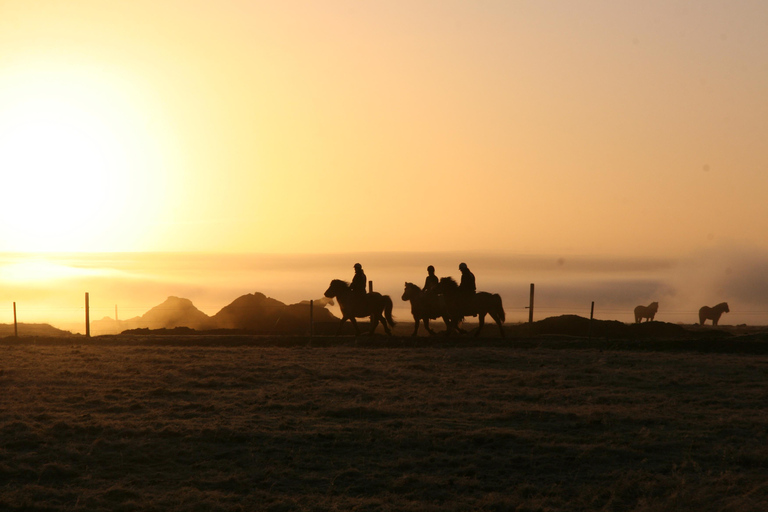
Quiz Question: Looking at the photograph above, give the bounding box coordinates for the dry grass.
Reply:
[1,335,768,511]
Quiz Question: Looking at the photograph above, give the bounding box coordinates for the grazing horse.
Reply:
[634,302,659,323]
[699,302,729,326]
[435,277,506,337]
[401,282,449,336]
[324,279,396,335]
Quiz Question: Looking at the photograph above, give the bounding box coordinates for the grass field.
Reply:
[1,334,768,511]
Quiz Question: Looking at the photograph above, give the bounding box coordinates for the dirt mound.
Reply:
[0,323,75,338]
[510,315,697,339]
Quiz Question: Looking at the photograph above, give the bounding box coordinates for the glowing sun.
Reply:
[0,64,169,252]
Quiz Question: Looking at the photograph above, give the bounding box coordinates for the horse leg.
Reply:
[441,316,454,336]
[349,317,361,336]
[424,318,437,336]
[493,313,505,337]
[411,316,420,337]
[336,317,347,335]
[474,313,485,337]
[368,314,379,335]
[379,312,391,335]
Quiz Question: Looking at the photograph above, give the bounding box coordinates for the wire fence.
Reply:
[3,293,768,336]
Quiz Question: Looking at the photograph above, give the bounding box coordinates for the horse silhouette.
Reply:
[401,282,450,336]
[699,302,729,326]
[324,279,395,335]
[634,302,658,323]
[435,277,505,337]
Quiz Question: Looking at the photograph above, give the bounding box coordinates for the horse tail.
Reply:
[494,293,505,323]
[384,295,396,327]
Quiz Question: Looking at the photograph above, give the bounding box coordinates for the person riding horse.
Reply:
[349,263,367,315]
[458,262,477,316]
[423,265,438,292]
[350,263,367,296]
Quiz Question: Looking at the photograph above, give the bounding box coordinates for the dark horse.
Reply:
[401,282,451,336]
[324,279,396,335]
[699,302,729,326]
[435,277,506,337]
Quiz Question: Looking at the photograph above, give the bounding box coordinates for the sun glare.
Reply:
[0,64,170,252]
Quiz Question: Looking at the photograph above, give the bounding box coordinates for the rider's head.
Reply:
[354,263,362,271]
[459,262,468,271]
[427,265,435,274]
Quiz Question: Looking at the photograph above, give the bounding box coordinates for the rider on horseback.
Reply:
[423,265,438,292]
[350,263,367,297]
[458,262,477,316]
[350,263,368,316]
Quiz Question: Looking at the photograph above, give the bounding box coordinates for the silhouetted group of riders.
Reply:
[351,261,478,316]
[325,261,505,336]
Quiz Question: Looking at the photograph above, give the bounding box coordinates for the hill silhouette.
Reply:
[91,293,338,335]
[0,323,76,338]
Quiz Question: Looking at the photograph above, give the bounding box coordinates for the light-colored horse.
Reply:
[699,302,729,326]
[633,302,658,323]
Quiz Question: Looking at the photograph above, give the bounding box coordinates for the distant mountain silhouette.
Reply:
[140,296,215,330]
[0,323,76,337]
[91,292,338,335]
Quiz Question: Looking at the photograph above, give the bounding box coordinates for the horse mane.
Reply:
[439,276,458,290]
[404,282,420,290]
[331,279,350,287]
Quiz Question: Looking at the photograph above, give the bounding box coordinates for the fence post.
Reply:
[85,293,90,338]
[528,283,535,323]
[589,301,595,339]
[309,299,314,337]
[368,280,373,293]
[13,302,18,338]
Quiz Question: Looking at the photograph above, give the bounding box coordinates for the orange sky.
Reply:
[1,1,767,258]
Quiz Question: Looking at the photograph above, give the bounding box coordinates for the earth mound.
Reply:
[0,323,76,338]
[510,315,697,339]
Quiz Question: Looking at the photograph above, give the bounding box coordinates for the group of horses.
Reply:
[633,301,730,326]
[325,278,733,337]
[324,277,505,337]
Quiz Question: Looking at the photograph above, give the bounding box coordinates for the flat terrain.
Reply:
[1,334,768,511]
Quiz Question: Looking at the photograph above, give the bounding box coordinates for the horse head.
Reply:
[402,282,420,301]
[325,279,349,298]
[650,301,659,313]
[721,302,730,313]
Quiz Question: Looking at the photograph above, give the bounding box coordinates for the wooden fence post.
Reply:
[85,293,90,338]
[528,283,535,324]
[589,301,595,338]
[309,299,314,337]
[368,281,373,293]
[13,302,18,338]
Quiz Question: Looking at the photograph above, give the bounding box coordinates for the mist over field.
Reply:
[1,245,766,334]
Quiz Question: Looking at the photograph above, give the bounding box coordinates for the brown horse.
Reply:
[699,302,729,326]
[324,279,396,335]
[435,277,506,337]
[634,302,659,323]
[401,282,452,336]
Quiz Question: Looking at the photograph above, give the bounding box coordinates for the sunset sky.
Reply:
[1,1,767,328]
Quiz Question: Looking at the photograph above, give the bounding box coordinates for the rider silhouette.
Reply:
[423,265,438,292]
[350,263,367,297]
[458,262,476,315]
